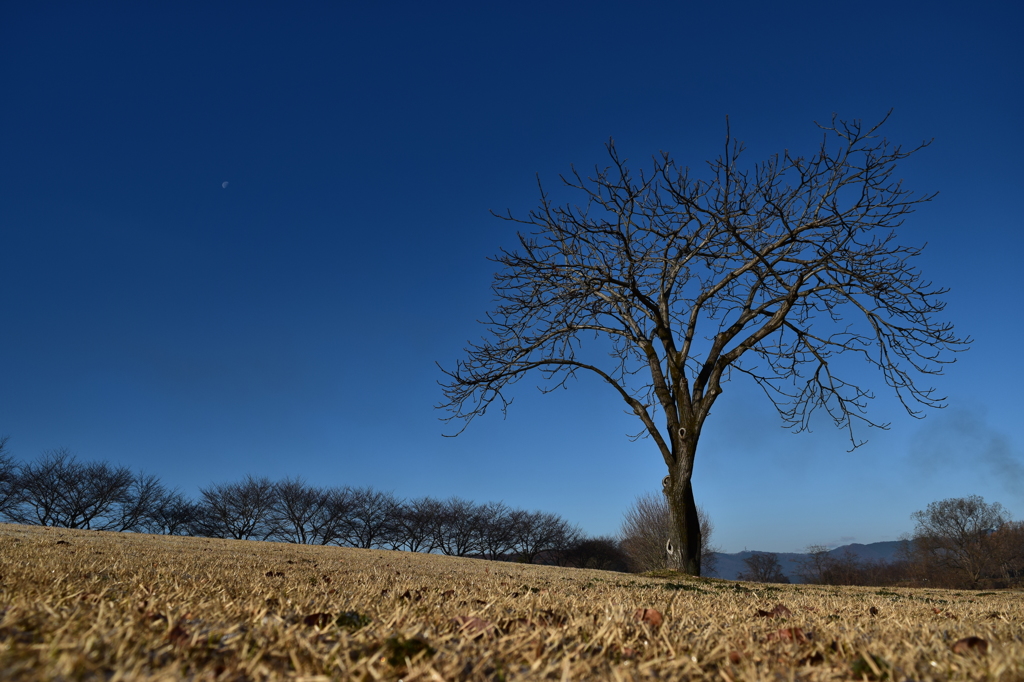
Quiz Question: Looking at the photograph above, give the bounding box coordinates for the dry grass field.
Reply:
[1,523,1021,681]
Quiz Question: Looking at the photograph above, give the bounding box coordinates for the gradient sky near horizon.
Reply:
[2,2,1022,553]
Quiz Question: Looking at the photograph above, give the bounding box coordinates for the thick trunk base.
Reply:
[663,476,701,575]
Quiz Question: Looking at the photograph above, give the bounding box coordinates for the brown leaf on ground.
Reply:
[952,636,989,655]
[767,627,811,642]
[302,613,333,628]
[633,608,663,628]
[728,651,743,664]
[167,624,190,646]
[755,604,792,619]
[535,610,567,627]
[451,616,496,638]
[799,651,825,665]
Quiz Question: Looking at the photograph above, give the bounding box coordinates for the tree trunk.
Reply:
[663,474,702,575]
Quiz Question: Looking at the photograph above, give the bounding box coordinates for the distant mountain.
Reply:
[710,541,905,583]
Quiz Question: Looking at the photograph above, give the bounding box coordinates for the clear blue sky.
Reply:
[2,2,1021,553]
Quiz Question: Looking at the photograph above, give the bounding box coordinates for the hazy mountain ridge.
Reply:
[711,541,905,583]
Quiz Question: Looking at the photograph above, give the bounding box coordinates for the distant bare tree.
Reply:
[147,490,200,536]
[561,536,630,571]
[439,114,970,575]
[272,478,330,544]
[109,472,168,532]
[8,449,135,529]
[737,552,790,583]
[341,487,398,549]
[433,497,486,557]
[990,521,1024,586]
[0,436,19,519]
[197,475,279,540]
[909,495,1009,586]
[313,486,356,546]
[618,491,718,574]
[795,544,833,584]
[390,496,442,553]
[795,545,864,585]
[477,501,519,560]
[512,510,577,564]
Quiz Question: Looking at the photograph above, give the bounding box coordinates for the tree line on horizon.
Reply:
[710,495,1024,591]
[3,439,1020,589]
[0,440,630,570]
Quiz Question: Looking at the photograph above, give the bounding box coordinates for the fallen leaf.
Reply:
[535,609,567,627]
[799,651,825,665]
[755,604,792,619]
[952,636,989,655]
[167,624,190,646]
[768,627,811,642]
[451,615,496,637]
[303,613,333,627]
[633,608,663,628]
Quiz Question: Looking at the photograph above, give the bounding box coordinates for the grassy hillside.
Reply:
[1,523,1021,680]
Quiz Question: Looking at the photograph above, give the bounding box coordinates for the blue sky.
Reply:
[2,1,1021,553]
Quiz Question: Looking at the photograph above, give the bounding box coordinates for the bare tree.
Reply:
[477,501,519,560]
[990,521,1024,586]
[341,487,398,549]
[795,544,834,584]
[795,545,864,585]
[272,477,331,544]
[313,486,356,545]
[147,490,200,536]
[433,497,486,557]
[737,552,790,583]
[560,536,630,571]
[439,114,969,574]
[0,436,19,519]
[909,495,1009,586]
[390,496,443,553]
[512,510,577,564]
[197,475,279,540]
[8,449,135,529]
[109,471,168,532]
[618,491,718,575]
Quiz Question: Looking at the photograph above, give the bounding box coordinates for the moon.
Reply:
[222,181,229,188]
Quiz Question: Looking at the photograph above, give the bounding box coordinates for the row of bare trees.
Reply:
[793,496,1024,590]
[0,444,613,567]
